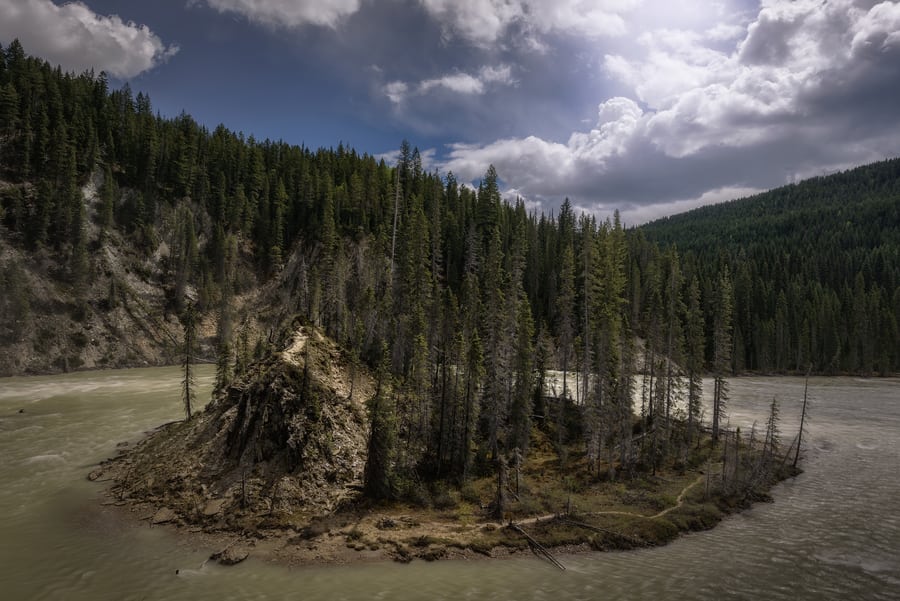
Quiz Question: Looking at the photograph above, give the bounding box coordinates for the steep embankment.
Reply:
[0,172,184,375]
[98,326,373,531]
[0,169,272,377]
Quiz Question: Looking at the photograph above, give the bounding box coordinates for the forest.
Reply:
[0,40,896,500]
[640,161,900,375]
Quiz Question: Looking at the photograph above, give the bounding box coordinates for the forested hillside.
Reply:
[639,161,900,375]
[0,41,894,499]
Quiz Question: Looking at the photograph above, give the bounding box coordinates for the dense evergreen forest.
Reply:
[0,41,895,498]
[639,162,900,375]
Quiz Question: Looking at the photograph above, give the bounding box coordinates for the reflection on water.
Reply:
[1,370,898,600]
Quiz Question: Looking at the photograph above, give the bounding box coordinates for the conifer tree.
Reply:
[685,276,705,446]
[712,266,734,444]
[214,304,233,394]
[509,298,535,456]
[181,301,197,420]
[364,346,396,500]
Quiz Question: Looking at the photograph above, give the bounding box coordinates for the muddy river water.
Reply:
[1,367,898,600]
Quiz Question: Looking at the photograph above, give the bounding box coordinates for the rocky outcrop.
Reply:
[102,326,373,531]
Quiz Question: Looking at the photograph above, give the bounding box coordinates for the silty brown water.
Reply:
[1,368,898,600]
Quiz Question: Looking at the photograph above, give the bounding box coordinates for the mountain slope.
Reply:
[639,159,900,374]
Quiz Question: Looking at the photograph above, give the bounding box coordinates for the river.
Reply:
[1,368,898,600]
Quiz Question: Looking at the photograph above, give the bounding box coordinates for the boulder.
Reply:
[210,546,249,566]
[151,507,177,524]
[202,498,227,517]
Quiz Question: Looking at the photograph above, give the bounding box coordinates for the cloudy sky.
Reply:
[2,0,899,223]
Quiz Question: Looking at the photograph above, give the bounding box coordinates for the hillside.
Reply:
[638,160,900,375]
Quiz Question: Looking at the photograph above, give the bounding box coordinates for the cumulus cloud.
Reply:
[417,0,638,46]
[439,0,900,222]
[196,0,639,45]
[200,0,361,29]
[385,64,515,104]
[0,0,178,78]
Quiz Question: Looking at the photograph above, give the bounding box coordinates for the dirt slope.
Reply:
[99,326,374,530]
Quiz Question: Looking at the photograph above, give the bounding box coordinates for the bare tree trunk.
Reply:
[794,366,811,468]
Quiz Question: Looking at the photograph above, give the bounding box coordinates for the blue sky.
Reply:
[2,0,900,224]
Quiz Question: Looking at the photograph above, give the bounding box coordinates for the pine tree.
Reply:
[509,298,535,456]
[214,304,233,394]
[685,276,705,446]
[181,301,197,420]
[364,346,396,500]
[712,266,734,444]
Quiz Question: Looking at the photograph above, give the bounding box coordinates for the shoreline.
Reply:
[4,360,899,381]
[92,456,795,570]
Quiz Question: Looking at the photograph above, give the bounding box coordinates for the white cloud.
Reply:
[383,81,409,104]
[420,64,514,94]
[420,72,485,95]
[851,1,900,52]
[417,0,639,46]
[0,0,178,78]
[200,0,361,29]
[441,96,640,192]
[385,64,515,104]
[438,0,900,219]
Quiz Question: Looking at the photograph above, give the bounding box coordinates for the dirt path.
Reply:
[649,474,704,518]
[516,473,706,527]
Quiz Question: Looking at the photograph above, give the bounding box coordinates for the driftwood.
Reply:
[509,523,566,570]
[561,518,643,546]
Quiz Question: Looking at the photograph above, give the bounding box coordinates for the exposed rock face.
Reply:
[104,326,373,529]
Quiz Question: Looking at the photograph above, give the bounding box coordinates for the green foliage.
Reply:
[364,347,397,500]
[641,159,900,374]
[0,260,31,341]
[181,302,197,420]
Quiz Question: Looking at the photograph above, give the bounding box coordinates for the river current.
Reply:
[0,368,898,600]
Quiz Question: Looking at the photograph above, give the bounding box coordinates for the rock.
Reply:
[87,468,103,481]
[151,507,177,524]
[210,546,249,566]
[202,498,227,517]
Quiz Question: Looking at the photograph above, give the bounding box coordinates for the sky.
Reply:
[1,0,900,224]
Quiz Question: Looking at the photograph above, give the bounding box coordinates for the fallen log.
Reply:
[509,523,565,570]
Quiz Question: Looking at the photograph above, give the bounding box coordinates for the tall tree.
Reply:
[712,266,734,444]
[364,347,396,500]
[181,301,197,420]
[684,276,705,446]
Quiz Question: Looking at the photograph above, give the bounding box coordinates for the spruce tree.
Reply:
[685,276,705,446]
[364,346,396,500]
[712,267,734,444]
[181,301,197,420]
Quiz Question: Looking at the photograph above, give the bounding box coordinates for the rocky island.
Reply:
[96,325,799,568]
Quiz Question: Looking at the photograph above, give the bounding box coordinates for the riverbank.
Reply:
[93,431,798,569]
